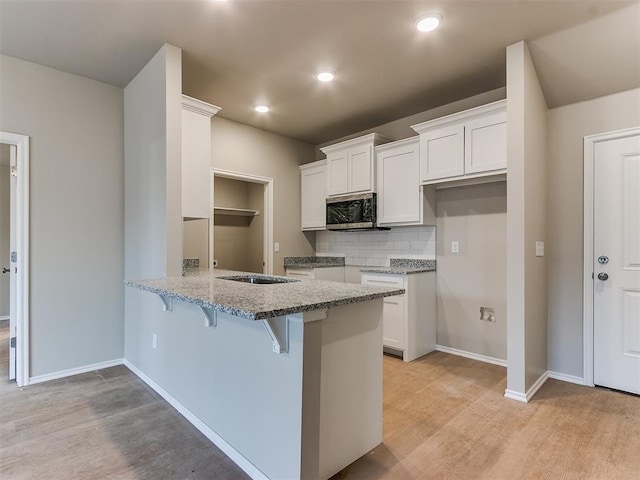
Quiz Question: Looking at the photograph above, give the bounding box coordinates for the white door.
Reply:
[593,133,640,395]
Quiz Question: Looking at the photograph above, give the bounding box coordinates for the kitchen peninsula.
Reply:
[125,269,404,480]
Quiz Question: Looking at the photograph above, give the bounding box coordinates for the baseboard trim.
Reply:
[548,371,588,386]
[504,371,550,403]
[123,360,267,480]
[28,358,124,385]
[435,344,507,368]
[0,315,9,322]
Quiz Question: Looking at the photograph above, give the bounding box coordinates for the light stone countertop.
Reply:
[125,269,404,320]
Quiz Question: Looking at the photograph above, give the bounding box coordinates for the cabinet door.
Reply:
[348,145,373,193]
[300,163,326,230]
[182,108,212,218]
[327,152,349,196]
[377,142,421,225]
[464,111,507,174]
[382,295,406,350]
[419,124,465,182]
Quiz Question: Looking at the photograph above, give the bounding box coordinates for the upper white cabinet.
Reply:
[300,160,327,231]
[411,100,506,184]
[320,133,388,196]
[376,137,435,226]
[181,95,220,219]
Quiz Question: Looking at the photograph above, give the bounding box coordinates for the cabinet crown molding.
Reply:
[182,94,221,117]
[375,136,419,152]
[411,99,506,134]
[299,159,327,171]
[320,132,389,155]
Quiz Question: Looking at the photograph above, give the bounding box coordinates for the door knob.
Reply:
[2,268,9,274]
[597,272,609,281]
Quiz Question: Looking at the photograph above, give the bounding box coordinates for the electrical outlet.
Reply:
[480,307,495,322]
[152,333,157,349]
[274,242,280,252]
[451,241,459,254]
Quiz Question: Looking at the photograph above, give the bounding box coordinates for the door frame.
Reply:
[0,131,30,387]
[583,126,640,387]
[210,168,274,274]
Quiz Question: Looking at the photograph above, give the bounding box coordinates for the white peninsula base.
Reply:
[124,288,384,480]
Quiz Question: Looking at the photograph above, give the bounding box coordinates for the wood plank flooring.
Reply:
[1,323,638,479]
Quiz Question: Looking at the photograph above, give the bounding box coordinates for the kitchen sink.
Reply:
[218,275,300,285]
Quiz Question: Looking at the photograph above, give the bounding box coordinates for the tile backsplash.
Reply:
[316,226,436,267]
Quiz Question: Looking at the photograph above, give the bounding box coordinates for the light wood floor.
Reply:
[1,323,638,479]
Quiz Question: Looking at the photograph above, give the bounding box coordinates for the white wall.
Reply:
[547,88,640,378]
[210,117,316,275]
[506,41,549,396]
[0,54,124,377]
[436,183,507,361]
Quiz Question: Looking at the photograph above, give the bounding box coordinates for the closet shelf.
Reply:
[214,207,260,217]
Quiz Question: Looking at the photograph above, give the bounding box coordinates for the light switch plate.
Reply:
[274,242,280,252]
[536,241,544,257]
[451,241,459,254]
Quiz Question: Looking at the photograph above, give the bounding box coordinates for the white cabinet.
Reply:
[286,266,345,282]
[181,95,220,219]
[361,271,436,362]
[376,137,436,226]
[412,100,506,185]
[320,133,388,196]
[300,160,326,231]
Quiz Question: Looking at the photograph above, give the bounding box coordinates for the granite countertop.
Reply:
[284,256,345,269]
[125,269,404,321]
[359,259,436,275]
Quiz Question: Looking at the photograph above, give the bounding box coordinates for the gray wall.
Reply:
[124,44,183,370]
[210,117,316,275]
[436,183,507,361]
[506,41,549,395]
[547,87,640,378]
[183,218,209,270]
[0,54,124,377]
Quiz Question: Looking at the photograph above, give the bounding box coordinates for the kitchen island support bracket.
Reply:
[261,317,289,354]
[158,294,173,312]
[199,306,217,328]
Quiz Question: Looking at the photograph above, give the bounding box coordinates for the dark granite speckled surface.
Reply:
[125,268,403,320]
[360,258,436,275]
[284,256,345,269]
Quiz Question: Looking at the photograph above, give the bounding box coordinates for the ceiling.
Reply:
[1,0,638,145]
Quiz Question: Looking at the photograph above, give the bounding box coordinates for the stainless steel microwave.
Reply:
[326,192,388,231]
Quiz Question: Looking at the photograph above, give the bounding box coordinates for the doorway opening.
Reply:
[209,169,274,275]
[0,131,30,387]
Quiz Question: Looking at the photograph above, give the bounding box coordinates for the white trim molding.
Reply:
[29,358,124,385]
[583,126,640,388]
[548,371,588,386]
[124,360,268,480]
[435,345,507,368]
[505,371,549,403]
[0,316,9,322]
[0,131,30,387]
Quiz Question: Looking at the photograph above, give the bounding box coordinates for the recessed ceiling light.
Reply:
[255,105,270,113]
[416,14,442,32]
[317,71,335,82]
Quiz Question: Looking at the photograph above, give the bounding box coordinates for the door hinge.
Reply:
[10,251,17,263]
[10,167,17,177]
[10,337,16,348]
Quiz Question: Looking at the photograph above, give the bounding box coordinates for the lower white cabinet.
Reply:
[285,266,345,282]
[361,271,435,362]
